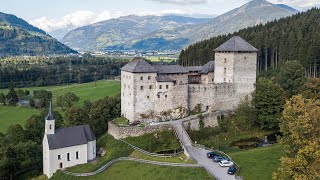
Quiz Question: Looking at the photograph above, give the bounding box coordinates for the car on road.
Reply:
[207,152,220,159]
[227,166,237,175]
[219,160,234,167]
[213,156,230,162]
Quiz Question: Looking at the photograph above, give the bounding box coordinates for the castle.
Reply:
[121,36,258,123]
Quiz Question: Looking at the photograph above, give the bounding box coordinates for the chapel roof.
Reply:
[47,125,96,150]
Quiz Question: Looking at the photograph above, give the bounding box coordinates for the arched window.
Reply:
[59,163,63,168]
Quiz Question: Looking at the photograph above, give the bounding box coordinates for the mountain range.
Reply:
[0,12,76,56]
[61,0,299,51]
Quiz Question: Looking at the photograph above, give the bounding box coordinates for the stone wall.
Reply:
[108,121,173,139]
[182,111,222,131]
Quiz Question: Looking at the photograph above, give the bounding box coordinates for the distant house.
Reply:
[17,100,29,107]
[42,102,96,178]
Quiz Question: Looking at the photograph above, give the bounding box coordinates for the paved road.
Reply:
[172,122,236,180]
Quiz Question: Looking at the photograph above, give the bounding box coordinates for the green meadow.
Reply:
[0,80,120,133]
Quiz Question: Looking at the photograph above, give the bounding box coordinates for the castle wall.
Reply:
[233,53,257,97]
[188,83,235,112]
[121,71,135,121]
[182,111,222,131]
[108,121,173,139]
[214,53,235,83]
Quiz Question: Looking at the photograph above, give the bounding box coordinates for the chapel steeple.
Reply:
[45,101,55,134]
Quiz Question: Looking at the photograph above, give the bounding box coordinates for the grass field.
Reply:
[51,161,214,180]
[228,144,284,180]
[0,80,120,133]
[0,106,40,133]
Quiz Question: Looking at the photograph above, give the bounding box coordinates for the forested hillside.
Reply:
[0,12,76,56]
[179,8,320,77]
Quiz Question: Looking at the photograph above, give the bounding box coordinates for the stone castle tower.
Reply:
[121,36,257,123]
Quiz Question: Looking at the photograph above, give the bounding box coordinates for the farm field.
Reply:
[0,80,120,133]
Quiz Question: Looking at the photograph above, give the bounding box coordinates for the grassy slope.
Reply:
[228,144,284,180]
[51,161,214,180]
[0,80,120,133]
[129,150,195,164]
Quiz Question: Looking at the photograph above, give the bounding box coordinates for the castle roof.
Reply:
[156,76,176,82]
[47,125,96,150]
[154,65,189,74]
[200,61,215,74]
[121,57,157,73]
[186,66,203,72]
[214,36,258,52]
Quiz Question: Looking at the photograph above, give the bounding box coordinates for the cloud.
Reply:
[30,9,194,32]
[148,0,208,5]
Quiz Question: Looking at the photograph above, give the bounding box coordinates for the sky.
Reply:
[0,0,319,32]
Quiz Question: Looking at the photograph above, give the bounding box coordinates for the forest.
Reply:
[179,8,320,78]
[0,55,128,88]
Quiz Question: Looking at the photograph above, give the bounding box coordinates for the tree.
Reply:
[300,78,320,100]
[16,89,26,100]
[253,77,285,129]
[273,95,320,179]
[230,98,256,131]
[89,96,121,137]
[6,82,18,106]
[66,107,89,126]
[0,146,21,180]
[62,92,79,109]
[33,90,52,108]
[0,93,6,105]
[83,100,92,110]
[29,99,35,107]
[277,60,307,97]
[6,124,25,144]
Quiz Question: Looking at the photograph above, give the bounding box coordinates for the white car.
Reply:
[219,160,234,167]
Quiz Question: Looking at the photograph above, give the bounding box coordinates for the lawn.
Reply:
[228,144,284,180]
[0,106,40,133]
[0,80,120,133]
[51,161,214,180]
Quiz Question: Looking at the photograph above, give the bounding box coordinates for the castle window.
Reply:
[166,85,169,89]
[50,125,52,129]
[76,151,79,159]
[140,77,143,80]
[58,155,61,160]
[224,68,227,74]
[148,76,151,80]
[165,95,167,98]
[159,85,162,89]
[67,153,70,161]
[149,85,152,89]
[158,95,160,98]
[244,56,247,60]
[140,86,143,90]
[60,163,63,169]
[224,58,227,63]
[147,96,150,99]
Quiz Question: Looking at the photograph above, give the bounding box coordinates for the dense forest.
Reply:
[179,8,320,77]
[0,55,128,88]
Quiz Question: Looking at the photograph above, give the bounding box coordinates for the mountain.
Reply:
[276,4,300,14]
[128,0,298,50]
[61,15,212,51]
[61,0,298,52]
[0,12,77,56]
[179,8,320,68]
